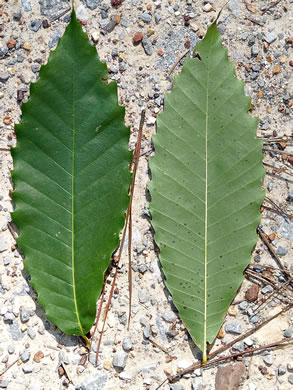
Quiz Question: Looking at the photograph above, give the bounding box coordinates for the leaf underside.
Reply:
[149,22,264,359]
[12,12,131,336]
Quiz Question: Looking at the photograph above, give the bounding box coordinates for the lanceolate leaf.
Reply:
[149,22,264,361]
[12,12,131,336]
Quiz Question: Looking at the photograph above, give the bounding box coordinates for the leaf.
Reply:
[12,11,131,336]
[149,22,264,361]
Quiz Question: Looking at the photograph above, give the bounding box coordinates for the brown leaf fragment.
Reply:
[246,3,257,13]
[245,284,259,302]
[215,362,246,390]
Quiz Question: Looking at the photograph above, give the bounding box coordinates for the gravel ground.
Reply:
[0,0,292,389]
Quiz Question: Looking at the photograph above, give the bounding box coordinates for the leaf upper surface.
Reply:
[12,12,131,335]
[149,22,264,359]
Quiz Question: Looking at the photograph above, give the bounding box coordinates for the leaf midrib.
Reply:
[71,62,84,335]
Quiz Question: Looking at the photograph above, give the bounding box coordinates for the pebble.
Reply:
[133,32,143,45]
[277,246,288,256]
[143,324,150,338]
[225,322,242,335]
[84,0,100,10]
[192,380,205,390]
[0,73,9,82]
[263,355,273,366]
[138,290,150,304]
[48,30,62,49]
[0,380,8,388]
[80,371,108,390]
[33,351,44,363]
[142,38,153,56]
[287,362,293,372]
[264,32,277,44]
[251,46,259,57]
[21,350,30,363]
[169,385,184,390]
[20,306,30,323]
[245,284,259,302]
[250,315,260,324]
[4,312,15,322]
[278,365,286,375]
[162,310,177,323]
[39,0,69,20]
[261,285,273,294]
[122,337,132,352]
[119,372,132,381]
[91,31,99,43]
[3,256,10,266]
[76,5,88,22]
[8,345,15,354]
[112,352,128,370]
[103,360,111,370]
[140,13,152,23]
[228,0,240,17]
[29,19,42,32]
[283,329,293,338]
[177,360,192,370]
[23,364,33,373]
[21,0,32,11]
[288,375,293,385]
[13,12,22,21]
[27,328,36,339]
[203,3,213,12]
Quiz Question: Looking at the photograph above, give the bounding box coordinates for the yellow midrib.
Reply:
[203,56,210,364]
[71,69,84,336]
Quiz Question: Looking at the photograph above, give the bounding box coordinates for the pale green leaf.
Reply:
[149,22,264,361]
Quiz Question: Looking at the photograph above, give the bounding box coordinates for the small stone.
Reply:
[103,360,111,370]
[139,12,152,23]
[48,30,62,49]
[264,32,277,44]
[287,362,293,372]
[251,46,259,57]
[177,360,192,370]
[277,246,288,256]
[250,315,260,324]
[192,380,205,390]
[203,3,213,12]
[31,64,40,73]
[245,284,259,302]
[21,0,32,11]
[21,350,30,363]
[273,65,281,75]
[278,365,286,375]
[190,22,199,32]
[3,256,10,266]
[80,371,107,390]
[239,301,248,311]
[122,337,132,352]
[283,329,293,338]
[147,116,156,125]
[228,0,240,17]
[33,351,44,363]
[76,5,88,22]
[0,73,9,82]
[169,385,184,390]
[23,42,31,51]
[138,290,149,304]
[142,38,153,56]
[133,31,143,45]
[0,380,8,388]
[261,285,273,294]
[112,352,128,370]
[7,40,17,49]
[263,355,273,366]
[27,328,36,340]
[162,311,177,323]
[244,338,253,347]
[91,31,99,43]
[225,322,241,335]
[288,375,293,385]
[84,0,100,10]
[29,19,42,32]
[20,306,30,323]
[4,312,15,322]
[143,325,150,339]
[13,12,22,21]
[8,345,15,354]
[119,372,132,381]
